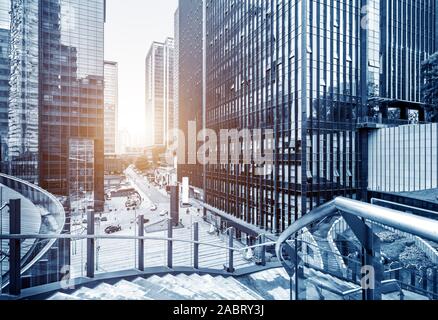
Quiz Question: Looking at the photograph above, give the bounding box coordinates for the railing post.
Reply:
[87,210,95,278]
[194,222,199,269]
[260,234,266,266]
[138,214,144,271]
[9,199,21,296]
[48,247,59,283]
[433,268,438,298]
[167,218,173,269]
[227,227,235,273]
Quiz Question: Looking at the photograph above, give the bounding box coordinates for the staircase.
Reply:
[311,218,344,277]
[47,274,264,300]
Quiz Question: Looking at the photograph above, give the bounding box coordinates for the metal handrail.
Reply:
[0,173,66,290]
[0,233,276,254]
[276,197,438,262]
[275,196,438,296]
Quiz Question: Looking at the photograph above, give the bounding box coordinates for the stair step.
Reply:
[71,287,102,300]
[87,283,128,300]
[216,276,262,300]
[176,274,229,300]
[48,292,81,300]
[132,277,187,300]
[147,275,205,300]
[113,280,153,300]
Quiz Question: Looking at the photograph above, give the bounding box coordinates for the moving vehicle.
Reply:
[150,204,158,211]
[105,225,122,234]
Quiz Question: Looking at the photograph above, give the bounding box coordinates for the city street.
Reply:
[70,168,253,278]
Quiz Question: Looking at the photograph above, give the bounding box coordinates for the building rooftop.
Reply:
[397,189,438,204]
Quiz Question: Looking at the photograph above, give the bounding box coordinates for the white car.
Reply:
[159,210,168,217]
[150,205,158,211]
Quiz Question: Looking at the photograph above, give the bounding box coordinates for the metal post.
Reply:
[87,210,95,278]
[9,199,21,296]
[260,234,266,266]
[138,215,144,271]
[342,213,383,300]
[227,227,234,273]
[48,247,59,283]
[194,222,199,269]
[37,259,49,286]
[433,268,438,298]
[167,219,173,269]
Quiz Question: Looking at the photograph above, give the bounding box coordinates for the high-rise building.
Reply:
[201,0,437,237]
[204,0,363,235]
[361,0,437,121]
[145,38,174,147]
[104,61,118,155]
[175,0,204,191]
[0,0,10,172]
[8,0,106,207]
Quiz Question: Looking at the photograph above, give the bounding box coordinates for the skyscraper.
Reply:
[8,0,106,207]
[104,61,118,155]
[200,0,437,237]
[175,0,204,191]
[204,0,363,236]
[0,0,10,172]
[145,38,175,147]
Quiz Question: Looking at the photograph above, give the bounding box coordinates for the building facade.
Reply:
[204,0,363,235]
[0,0,10,172]
[175,0,204,191]
[368,123,438,193]
[104,61,118,155]
[8,0,106,207]
[145,38,175,147]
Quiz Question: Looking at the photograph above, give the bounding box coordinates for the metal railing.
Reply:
[0,204,277,297]
[0,174,66,294]
[276,197,438,300]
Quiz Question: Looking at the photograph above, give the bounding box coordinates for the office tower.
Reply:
[202,0,437,236]
[362,0,437,121]
[0,0,10,171]
[175,0,204,191]
[204,0,363,235]
[8,0,39,183]
[145,38,174,147]
[8,0,106,207]
[104,61,119,155]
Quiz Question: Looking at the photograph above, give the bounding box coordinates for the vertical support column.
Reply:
[48,247,59,283]
[260,234,266,266]
[227,227,235,273]
[87,210,95,278]
[167,219,173,269]
[194,222,199,269]
[342,213,383,300]
[9,199,21,296]
[138,215,144,271]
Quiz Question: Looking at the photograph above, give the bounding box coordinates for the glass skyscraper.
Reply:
[145,38,175,147]
[204,0,363,235]
[104,61,118,155]
[0,0,10,171]
[8,0,106,207]
[175,0,204,191]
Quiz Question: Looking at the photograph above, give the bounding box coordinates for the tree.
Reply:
[134,156,151,171]
[422,52,438,122]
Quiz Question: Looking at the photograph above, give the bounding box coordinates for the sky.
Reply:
[104,0,178,145]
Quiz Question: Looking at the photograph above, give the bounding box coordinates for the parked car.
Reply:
[150,205,158,211]
[105,225,122,234]
[101,217,108,222]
